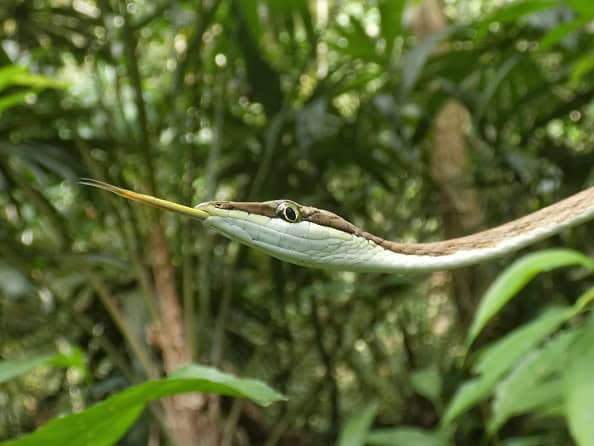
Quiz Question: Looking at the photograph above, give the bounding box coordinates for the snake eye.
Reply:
[284,207,297,221]
[277,202,300,223]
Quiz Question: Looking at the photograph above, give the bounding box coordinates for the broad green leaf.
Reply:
[467,249,594,346]
[410,366,441,406]
[500,436,549,446]
[536,402,565,419]
[0,65,24,88]
[378,0,405,55]
[0,91,30,113]
[237,0,262,45]
[489,330,576,433]
[443,307,571,426]
[570,50,594,87]
[476,0,557,38]
[475,306,572,377]
[490,379,563,434]
[441,377,494,427]
[50,346,90,380]
[0,65,67,92]
[565,314,594,446]
[296,0,315,49]
[539,17,590,51]
[168,364,285,406]
[1,364,286,446]
[333,17,383,63]
[0,66,29,91]
[0,349,84,384]
[573,287,594,313]
[0,353,57,383]
[485,0,557,22]
[338,403,378,446]
[0,65,66,113]
[366,427,441,446]
[568,0,594,16]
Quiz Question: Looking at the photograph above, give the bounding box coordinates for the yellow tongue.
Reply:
[78,178,209,219]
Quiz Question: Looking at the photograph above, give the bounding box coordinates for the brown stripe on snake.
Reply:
[217,187,594,257]
[212,201,278,217]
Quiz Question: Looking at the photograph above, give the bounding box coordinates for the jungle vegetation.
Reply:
[1,0,594,445]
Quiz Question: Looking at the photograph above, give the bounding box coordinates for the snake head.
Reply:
[195,199,359,269]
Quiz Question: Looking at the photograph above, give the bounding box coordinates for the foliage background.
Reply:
[1,0,594,444]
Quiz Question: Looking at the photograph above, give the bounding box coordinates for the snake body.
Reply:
[80,179,594,273]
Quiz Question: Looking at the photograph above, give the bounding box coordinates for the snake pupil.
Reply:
[284,207,297,222]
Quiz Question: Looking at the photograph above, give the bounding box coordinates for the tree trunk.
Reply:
[152,225,220,446]
[415,0,484,326]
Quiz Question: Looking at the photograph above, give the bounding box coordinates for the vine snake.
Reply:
[80,178,594,273]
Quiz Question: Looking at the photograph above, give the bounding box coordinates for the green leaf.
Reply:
[0,353,57,384]
[486,0,557,22]
[0,348,85,384]
[442,376,494,427]
[0,65,67,92]
[467,249,594,346]
[366,427,441,446]
[568,0,594,16]
[570,50,594,87]
[573,287,594,313]
[565,314,594,446]
[1,364,286,446]
[0,65,23,88]
[491,378,564,434]
[0,91,30,113]
[443,307,572,426]
[338,403,378,446]
[476,0,557,38]
[499,436,550,446]
[0,65,66,113]
[378,0,405,55]
[237,0,262,45]
[168,364,285,406]
[539,17,590,51]
[296,0,315,49]
[475,306,572,378]
[333,17,383,63]
[410,366,442,406]
[50,346,90,380]
[489,330,576,433]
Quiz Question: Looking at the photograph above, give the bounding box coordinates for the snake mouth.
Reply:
[194,202,252,220]
[194,202,211,213]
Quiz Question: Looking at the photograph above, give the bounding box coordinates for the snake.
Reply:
[79,178,594,273]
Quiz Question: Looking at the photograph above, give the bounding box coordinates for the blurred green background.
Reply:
[2,0,594,445]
